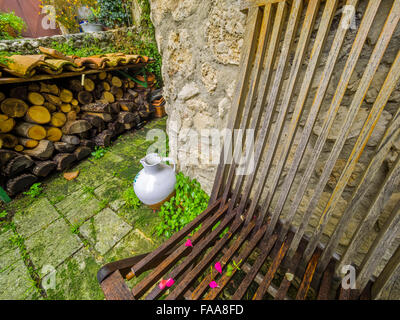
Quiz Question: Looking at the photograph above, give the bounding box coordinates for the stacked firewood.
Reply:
[0,71,157,196]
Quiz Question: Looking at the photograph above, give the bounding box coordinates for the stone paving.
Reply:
[0,118,166,300]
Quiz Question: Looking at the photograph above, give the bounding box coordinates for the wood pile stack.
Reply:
[0,71,157,196]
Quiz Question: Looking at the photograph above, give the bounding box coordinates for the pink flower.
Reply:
[166,278,175,287]
[209,281,219,288]
[215,262,222,274]
[159,279,167,290]
[185,238,193,247]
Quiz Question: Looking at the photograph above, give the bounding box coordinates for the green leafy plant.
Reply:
[0,11,26,40]
[23,183,43,199]
[87,7,101,24]
[155,173,209,238]
[91,146,109,159]
[96,0,132,28]
[123,188,141,209]
[0,210,7,219]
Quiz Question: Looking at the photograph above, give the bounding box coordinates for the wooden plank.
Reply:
[276,0,359,245]
[356,200,400,291]
[303,1,400,262]
[204,224,271,300]
[317,259,335,300]
[319,51,400,272]
[101,270,135,300]
[232,0,288,215]
[288,0,382,257]
[295,248,322,300]
[209,6,263,204]
[143,210,237,300]
[131,202,230,298]
[167,220,254,300]
[252,232,294,299]
[274,238,306,299]
[242,0,303,226]
[232,230,287,299]
[262,0,338,240]
[221,4,274,207]
[338,154,400,273]
[241,0,287,11]
[372,246,400,299]
[126,199,221,279]
[0,63,146,85]
[190,220,255,300]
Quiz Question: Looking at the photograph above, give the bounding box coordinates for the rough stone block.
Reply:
[80,208,131,255]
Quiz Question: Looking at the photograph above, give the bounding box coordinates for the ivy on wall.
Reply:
[97,0,132,28]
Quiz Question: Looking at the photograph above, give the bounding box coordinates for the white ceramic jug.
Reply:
[133,153,176,210]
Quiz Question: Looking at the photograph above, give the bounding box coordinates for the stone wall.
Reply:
[0,27,140,55]
[149,0,400,298]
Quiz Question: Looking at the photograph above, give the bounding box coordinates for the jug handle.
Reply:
[162,157,176,172]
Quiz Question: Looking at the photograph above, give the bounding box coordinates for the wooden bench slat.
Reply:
[317,259,336,300]
[204,224,271,299]
[303,1,400,262]
[288,0,382,256]
[263,0,338,241]
[101,270,135,300]
[210,6,263,204]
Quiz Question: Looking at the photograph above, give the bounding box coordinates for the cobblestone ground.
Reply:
[0,118,166,300]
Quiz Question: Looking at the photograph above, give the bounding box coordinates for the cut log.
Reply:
[119,101,136,112]
[62,120,91,135]
[69,79,83,92]
[102,81,111,91]
[108,121,125,137]
[10,86,28,100]
[67,111,77,121]
[23,140,54,160]
[94,130,112,147]
[53,153,76,171]
[74,146,91,161]
[45,126,63,142]
[74,106,80,113]
[110,102,120,114]
[43,93,62,106]
[60,89,73,103]
[0,133,18,148]
[0,149,17,166]
[84,112,113,122]
[102,91,115,103]
[81,114,105,130]
[7,173,37,196]
[1,98,28,118]
[124,123,135,130]
[15,123,46,140]
[71,99,79,106]
[18,137,39,149]
[60,103,72,113]
[81,101,111,113]
[111,76,122,88]
[117,112,137,124]
[25,106,51,124]
[54,142,76,153]
[43,102,57,113]
[80,139,95,150]
[28,83,40,92]
[61,135,80,145]
[98,72,107,80]
[4,155,33,176]
[48,84,60,96]
[50,112,67,128]
[111,86,124,100]
[39,82,50,93]
[84,78,95,92]
[0,115,16,133]
[77,91,93,105]
[93,85,104,100]
[31,160,56,177]
[14,145,24,152]
[28,92,45,105]
[0,92,5,102]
